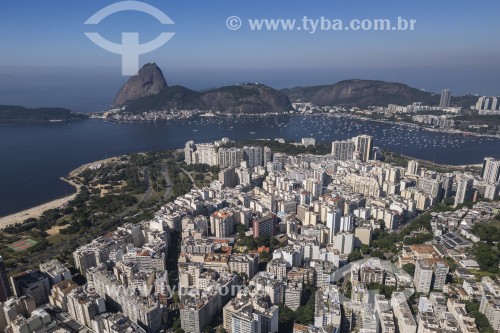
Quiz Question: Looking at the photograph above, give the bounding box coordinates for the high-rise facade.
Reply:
[223,295,278,333]
[90,270,163,333]
[326,209,341,242]
[414,259,433,294]
[485,183,500,200]
[477,96,500,111]
[219,167,238,188]
[285,282,302,311]
[263,147,272,165]
[481,157,500,184]
[439,89,451,109]
[440,173,454,198]
[232,312,256,333]
[197,143,217,166]
[331,140,355,161]
[454,176,474,207]
[417,178,443,202]
[492,97,500,111]
[480,294,500,331]
[252,212,276,238]
[391,292,417,333]
[218,148,244,168]
[9,270,51,306]
[210,210,235,238]
[243,146,264,168]
[0,255,11,302]
[432,261,449,290]
[407,160,420,175]
[332,233,354,255]
[39,259,71,285]
[184,141,195,164]
[354,135,373,162]
[66,287,106,329]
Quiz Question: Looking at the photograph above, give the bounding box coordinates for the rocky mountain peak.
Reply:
[113,63,167,106]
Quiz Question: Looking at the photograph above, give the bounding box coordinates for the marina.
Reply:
[1,115,499,217]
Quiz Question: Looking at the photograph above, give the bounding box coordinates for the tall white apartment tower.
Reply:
[439,89,451,109]
[353,135,373,162]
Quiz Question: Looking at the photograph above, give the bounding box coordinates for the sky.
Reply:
[0,0,499,112]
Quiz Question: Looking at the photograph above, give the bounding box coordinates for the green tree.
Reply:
[344,281,352,298]
[472,243,500,274]
[260,251,272,263]
[256,235,270,247]
[378,220,386,230]
[294,287,317,325]
[172,318,184,333]
[172,291,180,304]
[348,249,363,262]
[402,263,416,276]
[278,305,295,333]
[465,301,494,332]
[472,222,500,243]
[360,244,371,255]
[236,224,248,237]
[370,249,386,259]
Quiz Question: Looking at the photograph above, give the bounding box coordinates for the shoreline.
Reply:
[398,154,482,169]
[0,178,79,230]
[327,112,500,140]
[94,112,500,140]
[0,142,484,231]
[0,156,120,230]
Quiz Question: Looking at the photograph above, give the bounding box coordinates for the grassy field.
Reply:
[47,233,74,246]
[470,269,498,279]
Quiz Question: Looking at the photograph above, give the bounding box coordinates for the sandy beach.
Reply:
[400,154,483,169]
[0,157,120,230]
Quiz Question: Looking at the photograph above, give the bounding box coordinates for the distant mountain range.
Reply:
[282,80,478,108]
[113,64,477,114]
[114,63,292,114]
[282,79,439,107]
[1,64,479,121]
[0,105,87,123]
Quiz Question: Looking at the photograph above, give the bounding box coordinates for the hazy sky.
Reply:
[0,0,499,111]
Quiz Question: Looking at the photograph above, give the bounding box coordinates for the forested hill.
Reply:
[0,105,87,123]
